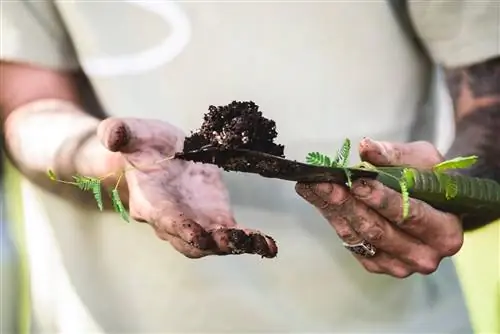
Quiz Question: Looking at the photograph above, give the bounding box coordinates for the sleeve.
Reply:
[409,0,500,68]
[0,0,80,70]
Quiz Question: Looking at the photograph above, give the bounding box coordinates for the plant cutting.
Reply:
[48,101,500,224]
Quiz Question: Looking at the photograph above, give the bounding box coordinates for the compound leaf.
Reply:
[433,155,478,172]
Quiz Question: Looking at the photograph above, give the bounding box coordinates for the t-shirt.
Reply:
[1,1,497,333]
[408,3,500,333]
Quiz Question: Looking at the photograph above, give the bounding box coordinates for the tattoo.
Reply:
[445,57,500,119]
[444,57,500,230]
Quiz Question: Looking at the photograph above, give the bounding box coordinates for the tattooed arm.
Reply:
[444,56,500,230]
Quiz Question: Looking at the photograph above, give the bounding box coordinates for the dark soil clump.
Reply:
[183,101,284,157]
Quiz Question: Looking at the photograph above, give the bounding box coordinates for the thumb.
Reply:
[97,117,184,154]
[359,137,444,169]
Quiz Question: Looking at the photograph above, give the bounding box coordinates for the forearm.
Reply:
[3,99,125,205]
[0,61,126,207]
[444,56,500,229]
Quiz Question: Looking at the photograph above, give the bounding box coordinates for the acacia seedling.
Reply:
[47,156,175,223]
[305,139,478,219]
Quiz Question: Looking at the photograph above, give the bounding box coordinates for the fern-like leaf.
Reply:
[73,175,96,191]
[402,168,416,189]
[334,138,351,167]
[306,152,333,167]
[435,173,459,200]
[72,175,104,210]
[445,177,458,199]
[111,189,129,223]
[92,183,104,211]
[433,155,478,172]
[399,180,410,219]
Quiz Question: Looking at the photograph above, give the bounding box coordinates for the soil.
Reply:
[181,101,288,175]
[183,101,285,157]
[179,101,376,183]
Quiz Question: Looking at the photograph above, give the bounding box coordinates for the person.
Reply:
[1,0,498,333]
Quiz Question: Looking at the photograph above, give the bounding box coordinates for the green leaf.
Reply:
[400,180,410,219]
[47,169,57,181]
[111,189,129,223]
[402,168,416,189]
[334,138,351,167]
[445,178,458,199]
[92,183,103,211]
[433,155,478,172]
[70,175,104,210]
[343,168,352,188]
[436,172,459,200]
[72,175,97,191]
[306,152,334,167]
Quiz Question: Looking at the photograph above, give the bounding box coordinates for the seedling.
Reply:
[304,138,478,219]
[47,156,175,223]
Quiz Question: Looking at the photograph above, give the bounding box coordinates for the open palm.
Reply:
[97,118,277,258]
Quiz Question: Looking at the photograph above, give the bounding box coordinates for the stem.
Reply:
[124,155,175,173]
[114,172,124,191]
[49,154,176,189]
[54,180,79,186]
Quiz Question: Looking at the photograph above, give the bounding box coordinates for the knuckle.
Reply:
[357,222,384,244]
[440,234,464,256]
[328,185,350,205]
[336,226,358,244]
[415,256,440,275]
[360,260,383,274]
[415,141,443,162]
[402,201,426,225]
[390,266,413,279]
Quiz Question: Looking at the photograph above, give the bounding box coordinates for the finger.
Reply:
[149,207,217,251]
[351,178,463,257]
[153,210,278,258]
[210,228,278,258]
[97,117,184,154]
[359,137,443,169]
[296,182,424,275]
[296,183,361,242]
[303,182,441,273]
[154,228,213,259]
[358,253,414,278]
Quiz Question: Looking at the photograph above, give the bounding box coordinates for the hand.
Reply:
[295,138,464,278]
[97,117,277,259]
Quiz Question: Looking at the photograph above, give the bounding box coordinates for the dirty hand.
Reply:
[97,118,277,259]
[295,138,464,278]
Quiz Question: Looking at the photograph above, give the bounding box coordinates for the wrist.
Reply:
[75,133,128,190]
[75,133,125,177]
[4,99,99,176]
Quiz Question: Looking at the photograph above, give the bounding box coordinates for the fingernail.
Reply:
[363,137,390,162]
[102,121,131,152]
[351,179,373,198]
[250,234,273,258]
[313,183,333,200]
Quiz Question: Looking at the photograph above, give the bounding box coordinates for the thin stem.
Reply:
[124,154,175,173]
[54,179,79,186]
[114,172,124,191]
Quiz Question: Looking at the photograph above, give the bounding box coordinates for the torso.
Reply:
[22,1,471,332]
